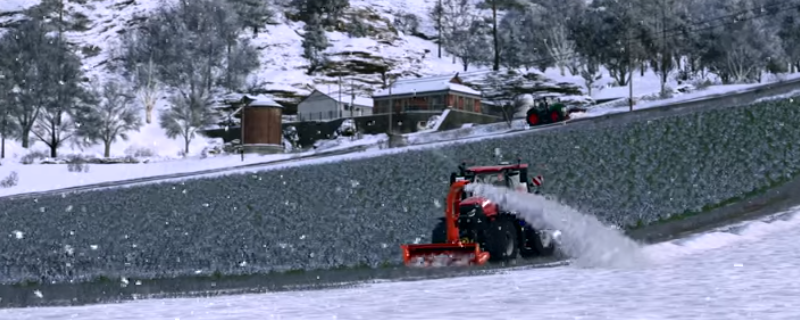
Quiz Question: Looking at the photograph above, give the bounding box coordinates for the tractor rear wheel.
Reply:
[486,217,519,262]
[431,220,446,243]
[527,112,539,126]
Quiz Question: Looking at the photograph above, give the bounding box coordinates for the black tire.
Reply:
[485,217,519,262]
[431,220,447,243]
[520,227,557,257]
[519,227,539,258]
[533,229,556,256]
[526,108,540,126]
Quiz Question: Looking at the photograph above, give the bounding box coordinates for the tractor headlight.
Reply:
[466,208,476,217]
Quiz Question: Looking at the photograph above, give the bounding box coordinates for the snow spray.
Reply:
[465,183,649,269]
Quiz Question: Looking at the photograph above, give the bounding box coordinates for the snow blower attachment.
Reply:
[400,153,559,268]
[401,180,491,267]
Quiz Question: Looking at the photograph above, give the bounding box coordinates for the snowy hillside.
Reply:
[0,0,493,102]
[0,0,797,167]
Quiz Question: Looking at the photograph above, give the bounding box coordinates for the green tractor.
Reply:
[525,95,569,126]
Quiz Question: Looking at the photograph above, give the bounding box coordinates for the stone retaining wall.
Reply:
[2,98,799,285]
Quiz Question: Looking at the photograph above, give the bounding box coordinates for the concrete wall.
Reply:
[204,109,499,148]
[356,109,502,134]
[2,97,800,285]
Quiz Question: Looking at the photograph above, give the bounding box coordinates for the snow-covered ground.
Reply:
[0,0,35,11]
[5,192,800,319]
[579,73,800,118]
[0,152,295,196]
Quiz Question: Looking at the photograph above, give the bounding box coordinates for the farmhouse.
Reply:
[296,89,373,121]
[371,73,483,114]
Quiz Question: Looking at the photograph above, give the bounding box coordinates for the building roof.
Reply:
[300,89,373,108]
[321,90,373,108]
[243,94,283,108]
[372,73,482,97]
[218,93,283,108]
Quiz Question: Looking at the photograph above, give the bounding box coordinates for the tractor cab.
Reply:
[449,148,541,196]
[450,162,533,195]
[532,95,561,110]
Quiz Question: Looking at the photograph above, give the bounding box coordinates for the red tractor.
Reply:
[401,158,560,267]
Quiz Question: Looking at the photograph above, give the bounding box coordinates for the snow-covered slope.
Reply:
[0,0,787,161]
[0,0,494,100]
[0,0,506,157]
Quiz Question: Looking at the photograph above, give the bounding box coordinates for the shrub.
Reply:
[0,171,18,188]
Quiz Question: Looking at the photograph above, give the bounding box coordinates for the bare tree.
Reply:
[115,0,259,155]
[448,20,493,70]
[160,93,217,155]
[476,0,525,71]
[540,23,576,76]
[25,10,91,158]
[429,0,444,58]
[481,72,521,127]
[226,0,275,36]
[0,56,20,159]
[439,0,478,64]
[137,57,160,124]
[76,79,142,158]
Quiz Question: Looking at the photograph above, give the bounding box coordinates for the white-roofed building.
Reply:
[296,89,373,121]
[371,73,483,114]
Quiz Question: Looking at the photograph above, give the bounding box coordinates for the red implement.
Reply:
[400,180,491,267]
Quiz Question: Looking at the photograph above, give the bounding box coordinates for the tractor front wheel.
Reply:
[486,217,519,262]
[520,227,539,258]
[550,111,561,123]
[522,228,556,257]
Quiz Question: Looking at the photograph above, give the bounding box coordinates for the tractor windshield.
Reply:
[473,172,508,187]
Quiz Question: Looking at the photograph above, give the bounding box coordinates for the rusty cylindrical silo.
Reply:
[241,97,284,154]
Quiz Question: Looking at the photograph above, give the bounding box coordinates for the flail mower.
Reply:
[400,152,560,267]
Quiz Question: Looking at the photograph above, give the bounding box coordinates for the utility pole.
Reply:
[350,72,355,141]
[388,82,393,135]
[437,0,442,58]
[240,100,245,162]
[627,13,634,112]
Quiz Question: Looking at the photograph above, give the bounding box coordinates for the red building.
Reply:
[371,73,483,114]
